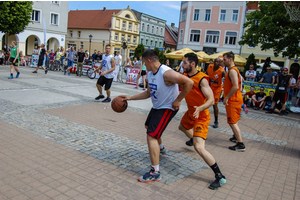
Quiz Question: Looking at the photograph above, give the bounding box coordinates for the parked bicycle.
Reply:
[87,61,101,79]
[49,60,61,71]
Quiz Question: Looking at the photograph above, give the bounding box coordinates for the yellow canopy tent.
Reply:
[165,48,195,60]
[202,51,246,66]
[196,51,208,63]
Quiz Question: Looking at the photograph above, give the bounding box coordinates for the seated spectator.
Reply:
[263,91,274,110]
[258,67,275,85]
[245,86,256,107]
[273,101,288,116]
[252,87,266,110]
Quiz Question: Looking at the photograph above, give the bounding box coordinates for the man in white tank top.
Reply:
[120,50,193,183]
[94,44,116,102]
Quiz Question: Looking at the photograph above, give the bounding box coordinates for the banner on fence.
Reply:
[126,67,140,85]
[243,81,276,96]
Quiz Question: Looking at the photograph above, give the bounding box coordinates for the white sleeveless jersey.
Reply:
[147,64,179,110]
[102,54,114,79]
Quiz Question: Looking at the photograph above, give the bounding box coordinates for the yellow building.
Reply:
[110,6,140,60]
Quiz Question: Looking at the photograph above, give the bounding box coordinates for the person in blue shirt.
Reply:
[258,67,275,85]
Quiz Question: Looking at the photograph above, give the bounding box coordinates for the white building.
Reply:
[0,1,69,55]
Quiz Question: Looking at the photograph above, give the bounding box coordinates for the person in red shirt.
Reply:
[245,85,255,107]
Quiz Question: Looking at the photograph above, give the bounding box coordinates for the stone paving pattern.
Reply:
[0,65,300,199]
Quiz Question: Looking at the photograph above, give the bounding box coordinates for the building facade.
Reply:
[164,23,178,52]
[177,1,247,55]
[132,9,166,51]
[0,1,68,55]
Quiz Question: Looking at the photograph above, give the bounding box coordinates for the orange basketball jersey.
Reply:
[223,66,243,105]
[206,64,224,89]
[184,71,210,119]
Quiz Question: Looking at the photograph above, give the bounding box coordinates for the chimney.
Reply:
[171,23,175,28]
[103,7,106,12]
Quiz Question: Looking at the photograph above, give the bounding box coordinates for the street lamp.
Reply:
[89,34,93,60]
[103,40,105,52]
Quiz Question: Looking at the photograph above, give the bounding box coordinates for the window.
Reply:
[129,23,132,30]
[121,35,124,41]
[156,27,158,34]
[125,14,130,19]
[78,31,81,38]
[147,24,149,32]
[115,33,118,41]
[146,39,148,45]
[127,36,131,43]
[122,21,126,29]
[232,10,238,22]
[205,31,220,44]
[155,41,157,47]
[142,23,144,31]
[194,9,199,21]
[151,40,153,46]
[32,10,40,22]
[179,30,183,42]
[205,10,211,21]
[141,38,143,44]
[152,26,154,33]
[190,30,200,42]
[161,28,163,35]
[80,44,84,49]
[51,13,58,25]
[70,31,73,38]
[159,42,161,47]
[220,10,226,21]
[225,32,237,45]
[133,37,136,44]
[52,1,59,5]
[181,9,186,22]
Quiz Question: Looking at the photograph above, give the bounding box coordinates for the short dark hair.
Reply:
[250,86,255,88]
[270,91,274,94]
[105,44,111,48]
[184,53,198,67]
[260,87,265,90]
[142,50,159,62]
[223,51,235,61]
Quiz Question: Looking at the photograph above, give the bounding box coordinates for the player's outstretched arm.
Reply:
[164,70,193,110]
[119,88,150,101]
[193,78,214,119]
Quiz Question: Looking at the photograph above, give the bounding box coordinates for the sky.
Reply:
[68,1,182,27]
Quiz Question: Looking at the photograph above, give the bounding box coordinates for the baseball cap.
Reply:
[283,68,288,71]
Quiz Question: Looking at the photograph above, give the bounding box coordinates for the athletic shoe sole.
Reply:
[138,176,162,183]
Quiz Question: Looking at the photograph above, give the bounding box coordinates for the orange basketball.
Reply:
[111,96,128,113]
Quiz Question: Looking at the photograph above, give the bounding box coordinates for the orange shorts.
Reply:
[212,87,222,104]
[225,104,241,124]
[180,111,210,140]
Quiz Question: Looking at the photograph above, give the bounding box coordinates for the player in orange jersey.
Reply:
[206,57,226,128]
[223,52,245,152]
[180,53,226,190]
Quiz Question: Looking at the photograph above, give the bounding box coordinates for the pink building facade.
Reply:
[177,1,247,55]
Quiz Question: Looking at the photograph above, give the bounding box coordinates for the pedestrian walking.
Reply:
[119,49,193,183]
[76,48,86,77]
[32,44,49,74]
[8,41,20,79]
[65,46,77,75]
[222,52,245,151]
[179,53,226,190]
[94,44,116,102]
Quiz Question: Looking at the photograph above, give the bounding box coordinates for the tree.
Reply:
[133,44,145,59]
[262,57,271,74]
[0,1,33,45]
[243,53,257,77]
[238,1,300,58]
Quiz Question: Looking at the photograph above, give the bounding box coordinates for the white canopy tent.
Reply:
[257,62,281,70]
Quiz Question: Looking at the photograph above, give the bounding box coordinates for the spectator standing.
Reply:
[49,49,55,63]
[32,45,39,54]
[66,46,77,75]
[54,48,61,70]
[134,56,146,90]
[266,68,291,115]
[33,44,49,74]
[8,41,20,79]
[113,51,122,81]
[92,50,97,62]
[165,59,170,67]
[223,52,245,152]
[132,57,139,67]
[206,57,225,128]
[94,44,115,102]
[0,50,4,65]
[287,73,297,102]
[45,50,50,69]
[295,76,300,106]
[76,48,86,77]
[176,61,184,74]
[245,64,256,81]
[252,87,267,110]
[85,50,89,60]
[60,46,65,71]
[258,67,275,85]
[94,51,102,63]
[123,57,132,74]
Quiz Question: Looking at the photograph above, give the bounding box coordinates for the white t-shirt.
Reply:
[0,53,4,58]
[115,54,122,67]
[246,70,257,81]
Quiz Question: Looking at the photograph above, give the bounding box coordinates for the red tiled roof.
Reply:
[246,1,259,11]
[165,29,177,46]
[68,9,121,30]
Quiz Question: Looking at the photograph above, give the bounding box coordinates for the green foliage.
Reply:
[166,49,175,68]
[262,57,271,74]
[0,1,33,35]
[238,1,300,58]
[243,53,257,77]
[134,44,145,59]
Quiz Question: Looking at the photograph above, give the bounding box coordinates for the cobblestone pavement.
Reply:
[0,65,300,200]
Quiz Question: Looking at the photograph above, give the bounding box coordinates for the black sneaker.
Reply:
[95,94,105,100]
[209,173,226,190]
[213,122,218,128]
[32,71,37,73]
[229,135,237,143]
[186,138,193,146]
[45,69,48,74]
[229,143,246,152]
[266,110,273,114]
[102,97,111,102]
[279,110,284,116]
